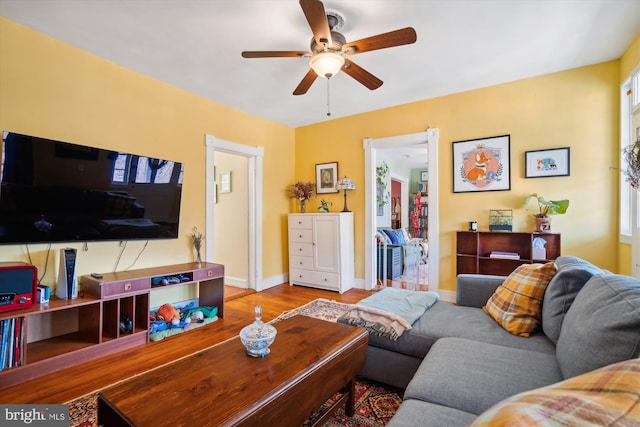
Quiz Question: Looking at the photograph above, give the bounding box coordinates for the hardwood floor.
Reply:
[0,284,372,404]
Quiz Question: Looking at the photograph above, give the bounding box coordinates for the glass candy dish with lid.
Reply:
[239,306,277,357]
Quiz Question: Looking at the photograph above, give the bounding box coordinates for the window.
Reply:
[112,154,179,184]
[112,153,131,183]
[620,66,640,242]
[135,157,175,184]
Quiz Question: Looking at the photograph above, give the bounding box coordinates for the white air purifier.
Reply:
[56,248,78,299]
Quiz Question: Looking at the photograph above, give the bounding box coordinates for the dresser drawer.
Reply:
[289,229,312,243]
[290,255,313,270]
[290,269,339,288]
[290,242,313,257]
[289,215,312,230]
[82,276,150,298]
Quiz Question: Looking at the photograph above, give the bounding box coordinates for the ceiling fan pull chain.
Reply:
[326,78,331,116]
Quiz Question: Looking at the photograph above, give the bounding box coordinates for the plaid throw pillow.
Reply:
[470,358,640,426]
[483,262,557,337]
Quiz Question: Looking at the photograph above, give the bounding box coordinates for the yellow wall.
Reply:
[214,152,248,283]
[297,61,621,291]
[0,18,295,289]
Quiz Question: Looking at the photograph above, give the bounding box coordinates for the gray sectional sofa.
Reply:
[353,256,640,426]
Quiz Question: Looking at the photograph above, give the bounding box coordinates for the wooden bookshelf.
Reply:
[456,231,561,276]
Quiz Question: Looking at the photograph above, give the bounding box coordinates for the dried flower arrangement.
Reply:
[191,226,204,263]
[286,181,315,200]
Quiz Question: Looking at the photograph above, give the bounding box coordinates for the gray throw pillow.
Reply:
[556,274,640,379]
[542,256,605,344]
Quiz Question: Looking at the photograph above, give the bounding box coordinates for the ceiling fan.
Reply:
[241,0,417,96]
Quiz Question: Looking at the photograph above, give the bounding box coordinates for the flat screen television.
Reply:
[0,131,183,244]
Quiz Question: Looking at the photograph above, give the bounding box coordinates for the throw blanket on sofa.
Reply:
[343,288,440,340]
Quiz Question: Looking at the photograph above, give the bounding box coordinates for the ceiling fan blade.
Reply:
[293,68,318,95]
[342,27,417,55]
[342,59,383,90]
[242,51,310,58]
[299,0,332,47]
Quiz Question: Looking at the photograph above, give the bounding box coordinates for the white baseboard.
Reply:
[256,275,457,303]
[261,274,288,291]
[224,276,247,288]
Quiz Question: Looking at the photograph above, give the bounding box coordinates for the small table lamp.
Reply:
[336,176,356,212]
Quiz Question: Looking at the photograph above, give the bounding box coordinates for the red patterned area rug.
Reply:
[68,299,403,426]
[68,379,402,427]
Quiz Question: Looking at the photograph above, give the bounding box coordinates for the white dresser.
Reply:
[288,212,354,294]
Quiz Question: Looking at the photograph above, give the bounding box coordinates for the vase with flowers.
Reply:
[287,181,315,213]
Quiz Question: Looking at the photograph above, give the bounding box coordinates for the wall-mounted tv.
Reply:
[0,131,183,244]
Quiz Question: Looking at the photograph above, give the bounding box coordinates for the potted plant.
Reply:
[524,193,569,232]
[318,199,332,213]
[286,181,314,213]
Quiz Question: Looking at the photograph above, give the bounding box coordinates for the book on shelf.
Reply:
[0,317,24,371]
[489,251,520,259]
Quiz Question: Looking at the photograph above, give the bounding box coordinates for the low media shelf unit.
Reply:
[456,231,561,276]
[0,262,224,390]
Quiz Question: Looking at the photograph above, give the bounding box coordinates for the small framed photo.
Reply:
[420,170,428,181]
[524,147,570,178]
[316,162,339,194]
[219,170,231,193]
[452,135,511,193]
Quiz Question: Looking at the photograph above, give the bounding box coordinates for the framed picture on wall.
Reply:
[316,162,339,194]
[420,171,428,181]
[452,135,511,193]
[524,147,570,178]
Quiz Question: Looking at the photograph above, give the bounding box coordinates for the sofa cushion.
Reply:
[400,228,412,244]
[387,399,477,427]
[404,337,563,415]
[391,229,406,245]
[556,273,640,379]
[358,302,556,360]
[382,228,400,244]
[483,262,557,337]
[541,256,605,344]
[470,358,640,426]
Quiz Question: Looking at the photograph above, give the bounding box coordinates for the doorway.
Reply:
[205,135,264,291]
[363,129,440,292]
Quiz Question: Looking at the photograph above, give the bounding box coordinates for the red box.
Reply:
[0,262,38,313]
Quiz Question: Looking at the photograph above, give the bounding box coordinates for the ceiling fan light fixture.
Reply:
[309,52,345,78]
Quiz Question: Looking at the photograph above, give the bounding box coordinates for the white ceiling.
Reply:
[1,0,639,133]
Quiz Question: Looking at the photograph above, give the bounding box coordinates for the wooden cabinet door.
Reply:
[312,216,340,273]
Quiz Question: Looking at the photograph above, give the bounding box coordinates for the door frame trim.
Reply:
[205,135,264,291]
[363,128,439,292]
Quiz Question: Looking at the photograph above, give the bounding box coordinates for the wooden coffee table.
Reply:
[97,315,368,426]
